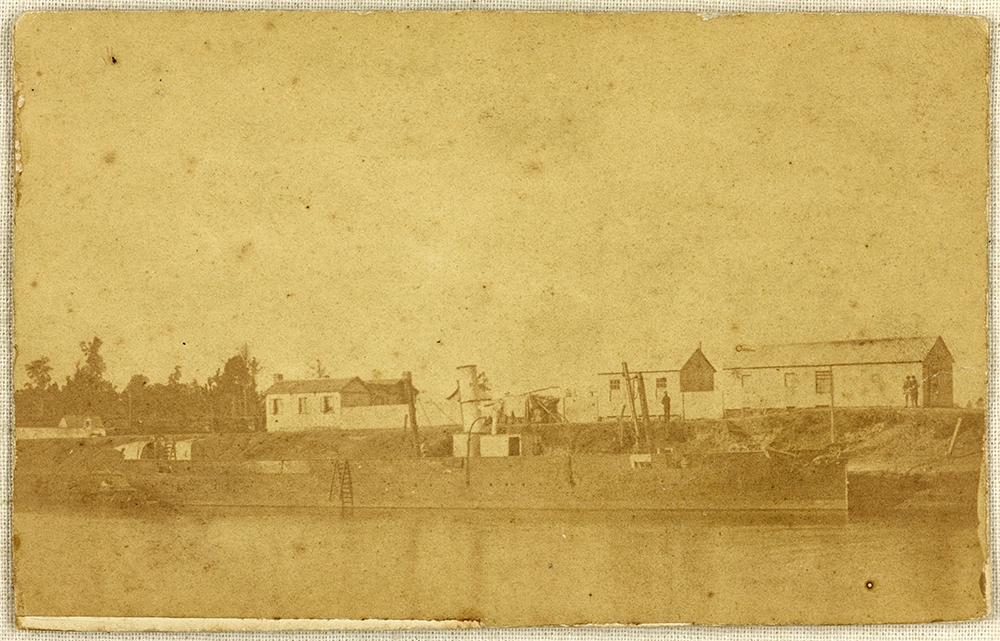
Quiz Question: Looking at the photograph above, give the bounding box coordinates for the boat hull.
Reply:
[120,451,848,511]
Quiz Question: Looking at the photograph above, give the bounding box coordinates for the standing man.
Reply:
[903,376,913,407]
[662,391,671,423]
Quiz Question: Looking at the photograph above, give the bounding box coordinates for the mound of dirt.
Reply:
[719,407,983,474]
[16,408,983,476]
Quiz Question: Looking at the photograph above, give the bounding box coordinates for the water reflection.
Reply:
[13,507,984,624]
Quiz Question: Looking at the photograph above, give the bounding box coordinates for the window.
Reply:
[784,373,797,388]
[610,379,620,391]
[815,371,832,395]
[741,374,751,388]
[271,398,281,415]
[323,396,334,413]
[656,377,667,389]
[298,397,309,414]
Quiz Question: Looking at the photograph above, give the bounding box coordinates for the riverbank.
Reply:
[14,407,983,513]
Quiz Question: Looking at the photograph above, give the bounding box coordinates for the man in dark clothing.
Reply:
[904,376,920,407]
[662,392,671,422]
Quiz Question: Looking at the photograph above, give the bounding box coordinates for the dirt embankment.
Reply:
[14,427,452,473]
[516,407,983,474]
[16,407,983,472]
[14,408,983,512]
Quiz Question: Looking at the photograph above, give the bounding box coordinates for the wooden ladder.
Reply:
[331,460,354,509]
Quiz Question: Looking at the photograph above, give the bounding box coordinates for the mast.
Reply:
[622,362,641,450]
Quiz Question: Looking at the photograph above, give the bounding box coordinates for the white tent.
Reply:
[115,441,151,460]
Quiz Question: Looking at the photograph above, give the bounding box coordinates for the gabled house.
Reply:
[263,375,416,432]
[597,347,721,420]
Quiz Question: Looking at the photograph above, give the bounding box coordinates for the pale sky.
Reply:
[13,12,989,402]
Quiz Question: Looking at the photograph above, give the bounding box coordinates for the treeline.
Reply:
[15,337,265,433]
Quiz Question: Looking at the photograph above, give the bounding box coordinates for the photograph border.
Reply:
[0,0,997,637]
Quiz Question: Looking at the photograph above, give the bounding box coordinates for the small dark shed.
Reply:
[679,348,715,393]
[922,337,954,408]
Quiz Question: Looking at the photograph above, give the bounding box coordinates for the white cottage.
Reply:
[263,376,414,432]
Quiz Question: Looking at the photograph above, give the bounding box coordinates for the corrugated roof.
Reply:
[723,336,947,370]
[263,377,366,396]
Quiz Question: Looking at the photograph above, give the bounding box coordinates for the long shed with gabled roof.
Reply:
[722,336,953,413]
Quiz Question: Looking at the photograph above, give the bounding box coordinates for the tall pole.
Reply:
[636,373,651,452]
[465,416,487,487]
[403,371,419,449]
[622,362,641,449]
[829,366,835,444]
[947,418,963,456]
[458,383,471,485]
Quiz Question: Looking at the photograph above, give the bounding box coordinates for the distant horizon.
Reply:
[15,329,984,408]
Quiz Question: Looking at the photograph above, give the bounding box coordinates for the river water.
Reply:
[12,507,985,625]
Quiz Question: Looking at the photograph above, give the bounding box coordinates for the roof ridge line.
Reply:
[742,335,937,349]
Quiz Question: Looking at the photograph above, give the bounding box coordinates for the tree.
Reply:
[79,337,107,380]
[124,374,150,396]
[207,345,263,431]
[120,370,214,434]
[63,336,119,418]
[25,356,53,391]
[17,356,60,424]
[122,374,150,431]
[239,344,262,390]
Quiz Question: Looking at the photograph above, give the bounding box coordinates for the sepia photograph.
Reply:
[9,10,991,627]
